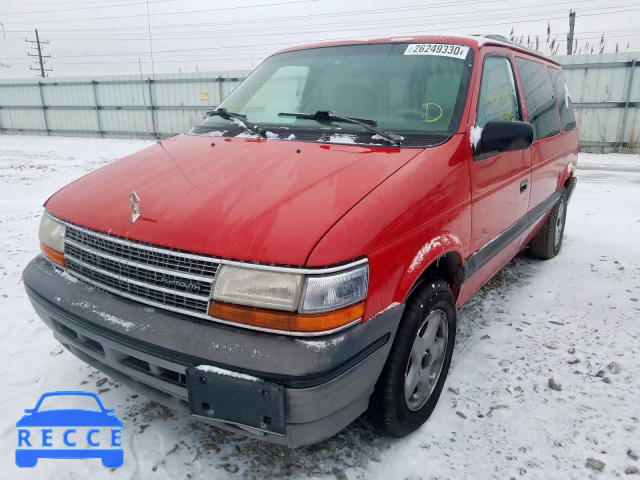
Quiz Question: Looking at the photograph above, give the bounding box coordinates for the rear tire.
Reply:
[366,277,456,437]
[528,187,568,260]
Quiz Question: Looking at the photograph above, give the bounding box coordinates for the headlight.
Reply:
[39,212,66,267]
[209,261,369,335]
[211,264,304,311]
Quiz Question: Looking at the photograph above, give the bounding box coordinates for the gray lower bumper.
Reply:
[23,257,404,446]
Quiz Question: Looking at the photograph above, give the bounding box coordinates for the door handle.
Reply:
[520,179,528,193]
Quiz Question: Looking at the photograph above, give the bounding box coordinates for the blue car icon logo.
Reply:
[16,391,123,468]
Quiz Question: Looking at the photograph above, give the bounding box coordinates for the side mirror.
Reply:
[473,120,533,157]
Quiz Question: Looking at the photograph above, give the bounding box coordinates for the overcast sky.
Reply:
[1,0,639,79]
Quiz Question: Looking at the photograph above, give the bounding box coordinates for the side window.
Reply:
[476,56,520,128]
[549,67,576,131]
[515,58,560,140]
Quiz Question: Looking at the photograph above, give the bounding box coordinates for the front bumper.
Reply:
[23,257,404,446]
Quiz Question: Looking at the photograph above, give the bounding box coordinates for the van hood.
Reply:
[45,134,422,265]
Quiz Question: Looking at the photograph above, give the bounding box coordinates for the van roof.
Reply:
[274,34,560,66]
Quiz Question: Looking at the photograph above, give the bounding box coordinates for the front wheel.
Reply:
[366,277,456,437]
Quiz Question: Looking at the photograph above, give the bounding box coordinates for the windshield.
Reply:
[192,43,475,145]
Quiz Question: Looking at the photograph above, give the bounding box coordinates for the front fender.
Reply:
[394,233,464,303]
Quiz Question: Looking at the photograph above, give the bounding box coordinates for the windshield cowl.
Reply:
[188,123,451,148]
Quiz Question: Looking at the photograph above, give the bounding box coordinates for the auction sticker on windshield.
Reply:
[404,44,469,59]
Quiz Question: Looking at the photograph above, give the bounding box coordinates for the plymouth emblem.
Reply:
[129,191,141,223]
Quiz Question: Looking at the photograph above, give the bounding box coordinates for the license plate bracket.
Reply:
[186,367,286,436]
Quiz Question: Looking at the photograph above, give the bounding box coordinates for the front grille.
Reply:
[66,226,217,276]
[64,224,218,316]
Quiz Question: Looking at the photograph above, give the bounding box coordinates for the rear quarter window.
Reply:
[515,57,560,141]
[549,67,576,131]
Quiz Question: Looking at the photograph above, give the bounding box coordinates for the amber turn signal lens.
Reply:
[40,242,66,268]
[209,301,365,334]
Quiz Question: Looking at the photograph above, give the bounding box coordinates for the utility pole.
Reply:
[26,29,52,77]
[567,10,576,55]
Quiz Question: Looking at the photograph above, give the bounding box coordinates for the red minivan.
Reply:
[24,34,578,446]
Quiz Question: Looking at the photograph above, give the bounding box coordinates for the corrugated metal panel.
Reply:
[556,52,638,152]
[1,57,638,152]
[0,70,249,139]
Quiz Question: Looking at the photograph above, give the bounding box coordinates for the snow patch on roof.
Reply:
[265,131,280,139]
[390,36,419,42]
[286,134,297,141]
[196,365,259,382]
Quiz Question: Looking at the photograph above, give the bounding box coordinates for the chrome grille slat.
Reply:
[65,241,213,287]
[65,256,210,301]
[64,224,218,316]
[65,226,219,276]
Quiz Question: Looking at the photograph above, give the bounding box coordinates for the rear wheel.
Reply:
[366,277,456,437]
[528,187,568,259]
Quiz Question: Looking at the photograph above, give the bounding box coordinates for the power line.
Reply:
[2,0,320,24]
[6,0,172,6]
[0,1,595,39]
[2,0,610,33]
[9,4,639,60]
[4,0,177,16]
[17,2,640,45]
[3,4,639,63]
[7,27,639,67]
[3,2,639,75]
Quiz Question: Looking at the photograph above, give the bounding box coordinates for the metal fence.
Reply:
[0,54,638,152]
[0,71,250,139]
[556,52,638,153]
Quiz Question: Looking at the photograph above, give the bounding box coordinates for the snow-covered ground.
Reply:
[0,135,639,479]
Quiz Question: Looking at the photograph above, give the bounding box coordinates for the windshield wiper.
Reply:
[206,108,265,137]
[278,110,402,146]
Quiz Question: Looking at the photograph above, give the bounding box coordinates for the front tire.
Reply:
[366,277,456,437]
[528,187,568,259]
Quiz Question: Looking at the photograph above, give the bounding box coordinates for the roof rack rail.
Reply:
[482,34,511,43]
[471,33,552,59]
